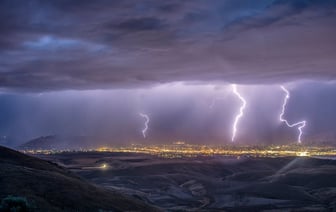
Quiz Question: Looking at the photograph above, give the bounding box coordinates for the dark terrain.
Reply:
[3,146,336,211]
[0,146,160,212]
[38,152,336,211]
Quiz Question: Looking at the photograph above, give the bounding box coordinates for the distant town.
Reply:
[21,141,336,159]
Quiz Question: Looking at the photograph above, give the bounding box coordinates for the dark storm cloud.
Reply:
[0,0,335,91]
[115,17,166,31]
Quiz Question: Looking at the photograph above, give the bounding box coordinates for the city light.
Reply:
[21,143,336,159]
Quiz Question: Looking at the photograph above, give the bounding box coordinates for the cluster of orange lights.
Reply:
[21,142,336,159]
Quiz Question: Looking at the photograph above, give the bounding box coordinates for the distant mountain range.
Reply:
[17,135,97,150]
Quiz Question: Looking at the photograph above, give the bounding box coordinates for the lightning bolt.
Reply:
[279,86,306,143]
[231,84,247,142]
[139,113,149,138]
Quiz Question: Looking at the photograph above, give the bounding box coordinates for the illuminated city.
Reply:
[21,142,336,159]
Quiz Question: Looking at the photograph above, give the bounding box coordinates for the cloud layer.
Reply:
[0,0,335,90]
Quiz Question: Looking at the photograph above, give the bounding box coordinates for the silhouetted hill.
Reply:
[17,135,96,150]
[0,146,160,212]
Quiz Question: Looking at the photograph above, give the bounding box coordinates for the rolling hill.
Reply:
[0,145,160,212]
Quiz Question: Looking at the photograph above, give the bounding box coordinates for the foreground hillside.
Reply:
[40,152,336,211]
[0,146,160,212]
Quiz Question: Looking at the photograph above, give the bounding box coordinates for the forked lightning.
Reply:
[231,84,247,142]
[279,86,306,143]
[139,113,149,138]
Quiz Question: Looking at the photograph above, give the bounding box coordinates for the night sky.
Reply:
[0,0,335,146]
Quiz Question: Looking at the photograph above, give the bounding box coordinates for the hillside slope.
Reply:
[0,146,160,212]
